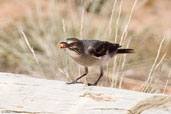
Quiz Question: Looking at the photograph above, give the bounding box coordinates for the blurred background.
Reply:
[0,0,170,94]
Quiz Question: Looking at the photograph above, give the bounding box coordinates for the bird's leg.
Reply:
[66,67,88,84]
[88,65,103,86]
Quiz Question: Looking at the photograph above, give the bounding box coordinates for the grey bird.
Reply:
[58,38,134,86]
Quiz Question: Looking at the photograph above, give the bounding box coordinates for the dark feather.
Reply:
[117,49,134,54]
[86,41,121,57]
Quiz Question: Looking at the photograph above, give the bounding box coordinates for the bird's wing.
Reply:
[86,41,121,57]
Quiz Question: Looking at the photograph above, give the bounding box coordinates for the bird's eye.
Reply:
[72,42,77,46]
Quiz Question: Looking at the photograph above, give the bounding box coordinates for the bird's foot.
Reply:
[87,83,97,86]
[66,81,83,85]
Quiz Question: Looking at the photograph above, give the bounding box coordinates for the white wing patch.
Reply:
[92,51,111,61]
[87,45,111,61]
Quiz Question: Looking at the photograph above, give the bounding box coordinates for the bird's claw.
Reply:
[87,83,96,86]
[66,81,83,85]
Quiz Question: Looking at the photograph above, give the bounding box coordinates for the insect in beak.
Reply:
[58,42,68,48]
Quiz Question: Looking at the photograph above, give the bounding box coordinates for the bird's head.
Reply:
[58,38,80,48]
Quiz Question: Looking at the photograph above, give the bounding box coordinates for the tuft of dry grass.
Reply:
[128,95,171,114]
[140,35,166,93]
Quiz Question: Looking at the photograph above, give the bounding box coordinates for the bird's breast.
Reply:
[66,49,96,66]
[66,48,116,67]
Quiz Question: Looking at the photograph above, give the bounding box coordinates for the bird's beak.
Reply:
[58,42,68,48]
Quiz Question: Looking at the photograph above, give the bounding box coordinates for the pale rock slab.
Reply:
[0,72,170,114]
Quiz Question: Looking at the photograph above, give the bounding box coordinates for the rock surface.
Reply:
[141,108,171,114]
[0,72,170,114]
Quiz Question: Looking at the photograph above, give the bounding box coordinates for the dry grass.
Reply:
[0,0,170,94]
[128,95,171,114]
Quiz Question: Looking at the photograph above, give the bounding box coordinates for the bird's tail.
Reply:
[117,49,134,54]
